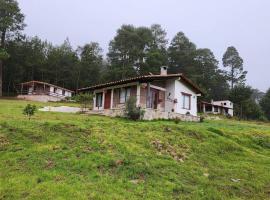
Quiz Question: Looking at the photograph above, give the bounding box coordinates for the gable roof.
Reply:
[20,80,74,93]
[78,74,203,94]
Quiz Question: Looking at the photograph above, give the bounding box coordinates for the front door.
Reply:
[104,90,111,109]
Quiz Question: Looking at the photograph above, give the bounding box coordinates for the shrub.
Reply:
[174,118,181,124]
[23,104,37,120]
[74,93,93,112]
[200,116,205,123]
[125,97,145,120]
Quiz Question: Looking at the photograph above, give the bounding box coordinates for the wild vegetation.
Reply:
[0,99,270,199]
[73,93,93,112]
[125,97,145,120]
[1,0,269,121]
[22,104,37,120]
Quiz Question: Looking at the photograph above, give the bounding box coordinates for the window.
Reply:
[62,90,65,96]
[96,93,103,107]
[182,93,191,110]
[120,87,131,103]
[54,87,57,93]
[214,106,218,112]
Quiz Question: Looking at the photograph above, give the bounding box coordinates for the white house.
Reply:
[79,67,203,121]
[198,100,234,116]
[17,80,74,102]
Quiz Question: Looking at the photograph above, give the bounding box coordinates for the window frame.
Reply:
[181,92,191,110]
[119,87,131,104]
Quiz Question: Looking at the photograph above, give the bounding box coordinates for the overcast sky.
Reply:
[18,0,270,92]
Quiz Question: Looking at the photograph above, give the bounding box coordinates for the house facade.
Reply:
[17,81,73,102]
[198,100,234,116]
[79,67,203,121]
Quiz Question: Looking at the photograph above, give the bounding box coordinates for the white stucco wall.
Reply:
[213,100,233,109]
[174,79,198,116]
[165,79,175,113]
[49,86,54,93]
[213,100,233,116]
[65,91,72,97]
[164,79,198,116]
[49,86,72,97]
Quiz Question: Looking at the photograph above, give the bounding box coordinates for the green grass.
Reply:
[0,99,270,200]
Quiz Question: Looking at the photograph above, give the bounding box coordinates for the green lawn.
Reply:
[0,99,270,200]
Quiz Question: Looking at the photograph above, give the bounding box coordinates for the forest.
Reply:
[0,0,270,121]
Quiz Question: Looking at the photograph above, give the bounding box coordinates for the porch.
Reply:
[198,101,229,115]
[93,81,167,112]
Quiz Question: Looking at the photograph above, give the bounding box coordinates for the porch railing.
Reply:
[19,90,67,98]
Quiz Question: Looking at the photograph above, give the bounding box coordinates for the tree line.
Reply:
[1,0,270,121]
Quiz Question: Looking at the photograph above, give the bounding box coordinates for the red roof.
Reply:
[78,74,203,94]
[20,80,74,93]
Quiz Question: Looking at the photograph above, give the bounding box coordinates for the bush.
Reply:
[200,116,205,123]
[125,97,145,120]
[74,93,93,112]
[23,104,37,120]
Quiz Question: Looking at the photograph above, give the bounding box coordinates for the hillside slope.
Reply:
[0,99,270,200]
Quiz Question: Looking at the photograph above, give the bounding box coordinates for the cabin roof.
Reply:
[20,80,74,93]
[78,74,203,94]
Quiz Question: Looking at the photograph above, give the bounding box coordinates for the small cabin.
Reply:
[17,81,74,102]
[198,100,234,116]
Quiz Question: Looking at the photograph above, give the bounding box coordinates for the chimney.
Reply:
[160,66,168,75]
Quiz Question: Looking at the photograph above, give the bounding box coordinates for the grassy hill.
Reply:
[0,99,270,200]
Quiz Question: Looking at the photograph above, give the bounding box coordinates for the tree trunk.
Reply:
[0,60,2,97]
[7,79,11,96]
[231,67,234,89]
[1,30,5,47]
[1,30,6,97]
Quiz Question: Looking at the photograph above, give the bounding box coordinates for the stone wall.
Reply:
[89,108,200,122]
[143,109,200,122]
[102,109,125,117]
[17,95,63,102]
[167,112,200,122]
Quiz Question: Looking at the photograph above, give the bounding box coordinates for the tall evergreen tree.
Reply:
[107,25,140,80]
[4,36,48,94]
[222,46,247,89]
[45,39,78,89]
[77,42,103,89]
[193,48,229,100]
[0,0,25,96]
[260,88,270,120]
[228,85,264,119]
[107,24,168,80]
[168,32,196,74]
[145,24,168,74]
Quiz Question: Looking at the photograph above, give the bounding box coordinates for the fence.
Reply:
[19,90,67,98]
